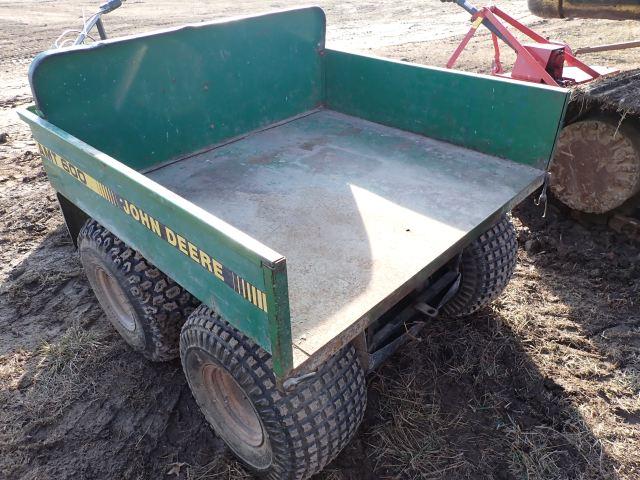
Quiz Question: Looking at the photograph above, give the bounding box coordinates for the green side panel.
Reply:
[28,7,325,171]
[19,108,293,377]
[324,50,569,169]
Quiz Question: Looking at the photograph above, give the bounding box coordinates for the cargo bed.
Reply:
[148,109,543,369]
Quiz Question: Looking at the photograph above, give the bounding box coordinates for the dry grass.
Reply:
[177,456,252,480]
[27,323,108,412]
[0,322,111,440]
[366,368,473,479]
[338,311,625,479]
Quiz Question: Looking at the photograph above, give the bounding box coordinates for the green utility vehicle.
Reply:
[19,6,568,479]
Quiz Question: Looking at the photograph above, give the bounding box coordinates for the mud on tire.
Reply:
[78,219,199,361]
[443,214,517,317]
[180,305,367,480]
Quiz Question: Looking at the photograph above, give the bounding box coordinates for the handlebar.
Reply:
[98,0,123,15]
[52,0,125,47]
[74,0,124,44]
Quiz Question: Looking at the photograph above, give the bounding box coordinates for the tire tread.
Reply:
[79,219,199,361]
[443,215,517,317]
[180,306,367,480]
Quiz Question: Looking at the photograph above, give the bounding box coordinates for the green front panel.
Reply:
[262,260,292,379]
[324,50,569,169]
[19,109,293,375]
[29,7,325,171]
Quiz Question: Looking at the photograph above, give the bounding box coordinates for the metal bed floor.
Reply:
[148,109,542,369]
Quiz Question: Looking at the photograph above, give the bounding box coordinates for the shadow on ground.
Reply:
[0,225,234,480]
[327,306,620,479]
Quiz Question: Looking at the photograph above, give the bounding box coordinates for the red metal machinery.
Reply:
[445,1,615,86]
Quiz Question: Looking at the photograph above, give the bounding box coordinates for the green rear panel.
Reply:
[19,108,293,377]
[324,49,569,169]
[29,7,325,171]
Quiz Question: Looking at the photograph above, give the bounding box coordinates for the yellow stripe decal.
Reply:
[256,289,263,310]
[37,142,269,313]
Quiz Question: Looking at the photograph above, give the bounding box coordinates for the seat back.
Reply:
[29,7,326,171]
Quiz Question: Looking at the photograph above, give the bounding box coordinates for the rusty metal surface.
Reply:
[550,116,640,213]
[149,109,543,372]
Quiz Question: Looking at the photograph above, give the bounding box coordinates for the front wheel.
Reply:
[180,306,367,479]
[442,214,518,317]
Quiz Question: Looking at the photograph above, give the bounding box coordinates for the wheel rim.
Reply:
[94,266,137,332]
[186,350,272,470]
[201,362,265,448]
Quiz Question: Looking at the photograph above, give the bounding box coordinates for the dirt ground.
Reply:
[1,1,639,479]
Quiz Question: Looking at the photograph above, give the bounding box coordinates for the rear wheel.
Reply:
[78,219,199,361]
[180,305,367,479]
[443,214,517,317]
